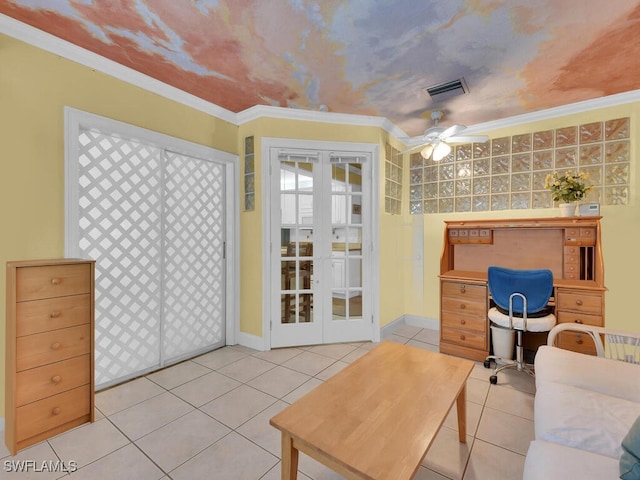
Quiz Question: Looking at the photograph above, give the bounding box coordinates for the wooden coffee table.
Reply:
[270,341,474,479]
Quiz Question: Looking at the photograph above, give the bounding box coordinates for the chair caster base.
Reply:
[489,375,498,384]
[483,359,492,369]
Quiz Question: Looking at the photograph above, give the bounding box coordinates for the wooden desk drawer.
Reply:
[442,282,486,301]
[441,313,486,334]
[16,325,91,372]
[16,294,91,337]
[441,326,486,350]
[16,355,91,407]
[16,385,91,442]
[556,331,597,355]
[557,311,602,327]
[557,290,602,315]
[441,297,486,319]
[16,264,90,302]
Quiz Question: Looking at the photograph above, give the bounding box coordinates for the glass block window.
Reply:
[385,143,402,214]
[409,117,631,214]
[244,136,255,211]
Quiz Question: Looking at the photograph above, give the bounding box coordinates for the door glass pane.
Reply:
[279,158,315,325]
[331,161,364,321]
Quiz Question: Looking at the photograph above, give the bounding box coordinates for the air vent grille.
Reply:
[425,78,468,101]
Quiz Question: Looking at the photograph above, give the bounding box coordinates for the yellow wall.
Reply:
[408,102,639,333]
[0,34,237,417]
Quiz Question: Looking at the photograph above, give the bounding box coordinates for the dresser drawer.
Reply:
[16,385,91,443]
[441,326,486,350]
[16,355,91,407]
[441,312,486,334]
[556,290,603,315]
[16,324,91,372]
[16,294,91,337]
[16,264,91,302]
[557,311,602,327]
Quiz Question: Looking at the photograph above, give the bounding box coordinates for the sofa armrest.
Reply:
[535,345,640,403]
[547,323,640,363]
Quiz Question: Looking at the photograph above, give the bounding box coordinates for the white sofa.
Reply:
[524,324,640,480]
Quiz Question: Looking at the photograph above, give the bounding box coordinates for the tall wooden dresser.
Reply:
[5,258,95,455]
[439,217,606,361]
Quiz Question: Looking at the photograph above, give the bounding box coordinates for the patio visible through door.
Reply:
[269,146,373,348]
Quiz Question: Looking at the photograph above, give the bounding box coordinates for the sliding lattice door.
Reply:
[75,128,225,389]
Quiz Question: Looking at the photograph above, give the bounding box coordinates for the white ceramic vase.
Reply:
[559,202,576,217]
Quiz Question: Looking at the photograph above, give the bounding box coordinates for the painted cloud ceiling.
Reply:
[2,0,640,135]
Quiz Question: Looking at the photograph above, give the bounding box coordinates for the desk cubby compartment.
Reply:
[448,228,492,245]
[563,245,595,281]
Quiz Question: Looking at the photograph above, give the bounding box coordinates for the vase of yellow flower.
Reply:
[545,171,592,217]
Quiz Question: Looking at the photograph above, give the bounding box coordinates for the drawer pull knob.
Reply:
[52,407,61,415]
[50,311,61,319]
[51,277,62,285]
[576,300,583,306]
[460,319,466,325]
[460,285,466,293]
[574,319,583,324]
[51,342,61,350]
[460,304,466,309]
[460,334,466,341]
[576,338,583,345]
[51,375,61,384]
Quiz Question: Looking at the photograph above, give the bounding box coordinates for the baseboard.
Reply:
[237,331,268,351]
[404,315,439,331]
[381,315,439,339]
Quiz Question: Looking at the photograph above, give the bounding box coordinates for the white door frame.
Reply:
[261,137,380,350]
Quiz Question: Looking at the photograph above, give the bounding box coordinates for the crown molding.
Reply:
[0,14,237,123]
[236,104,409,138]
[460,89,640,136]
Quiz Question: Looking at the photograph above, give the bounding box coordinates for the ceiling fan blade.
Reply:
[439,124,466,139]
[446,135,490,144]
[397,142,431,155]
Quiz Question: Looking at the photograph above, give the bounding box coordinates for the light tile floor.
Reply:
[0,326,535,479]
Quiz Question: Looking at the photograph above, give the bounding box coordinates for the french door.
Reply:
[269,146,373,348]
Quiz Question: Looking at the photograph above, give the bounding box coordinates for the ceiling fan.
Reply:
[402,110,490,161]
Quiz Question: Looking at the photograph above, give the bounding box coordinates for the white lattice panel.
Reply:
[79,129,163,387]
[77,130,226,389]
[162,151,225,361]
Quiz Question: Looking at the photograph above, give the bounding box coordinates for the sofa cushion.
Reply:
[523,440,619,480]
[621,416,640,480]
[535,380,640,459]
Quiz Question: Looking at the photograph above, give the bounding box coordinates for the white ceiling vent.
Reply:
[425,77,469,102]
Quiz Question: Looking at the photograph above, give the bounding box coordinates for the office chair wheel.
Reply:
[489,375,498,384]
[483,359,492,369]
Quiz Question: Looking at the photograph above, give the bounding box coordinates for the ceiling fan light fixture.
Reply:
[420,144,434,159]
[433,142,452,161]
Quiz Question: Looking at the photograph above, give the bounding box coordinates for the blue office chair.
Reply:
[484,266,556,384]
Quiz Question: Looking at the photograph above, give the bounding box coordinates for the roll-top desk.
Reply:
[439,217,606,361]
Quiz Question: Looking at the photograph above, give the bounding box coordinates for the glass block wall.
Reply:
[409,117,631,214]
[385,143,402,214]
[244,136,255,211]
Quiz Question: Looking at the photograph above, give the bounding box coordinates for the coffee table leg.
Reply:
[281,432,299,480]
[456,383,467,443]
